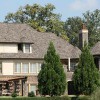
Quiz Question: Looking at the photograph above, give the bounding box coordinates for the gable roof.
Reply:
[0,23,81,59]
[91,41,100,55]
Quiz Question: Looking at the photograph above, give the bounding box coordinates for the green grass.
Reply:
[0,95,91,100]
[0,96,71,100]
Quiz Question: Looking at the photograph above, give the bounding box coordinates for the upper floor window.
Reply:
[30,63,37,73]
[14,62,41,74]
[23,44,32,53]
[18,44,23,52]
[38,63,41,73]
[0,63,2,74]
[15,63,21,73]
[22,63,29,73]
[25,44,30,53]
[70,62,77,72]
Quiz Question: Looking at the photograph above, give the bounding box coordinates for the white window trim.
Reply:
[21,62,22,73]
[22,63,29,73]
[36,63,38,73]
[29,63,37,74]
[30,45,32,53]
[23,44,25,53]
[14,63,21,73]
[14,62,41,74]
[29,84,37,95]
[0,62,2,74]
[37,63,41,73]
[23,44,32,53]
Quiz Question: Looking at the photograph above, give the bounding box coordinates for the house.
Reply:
[0,23,81,96]
[0,23,99,96]
[91,42,100,70]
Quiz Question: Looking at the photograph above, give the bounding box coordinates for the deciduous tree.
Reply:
[5,4,68,41]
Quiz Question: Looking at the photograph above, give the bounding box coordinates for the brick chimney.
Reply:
[79,23,88,49]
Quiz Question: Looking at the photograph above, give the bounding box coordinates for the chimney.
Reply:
[79,23,88,49]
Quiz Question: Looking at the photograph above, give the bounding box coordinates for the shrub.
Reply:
[90,88,100,100]
[28,91,35,97]
[11,92,17,97]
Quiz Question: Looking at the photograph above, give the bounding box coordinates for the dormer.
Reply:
[18,43,32,53]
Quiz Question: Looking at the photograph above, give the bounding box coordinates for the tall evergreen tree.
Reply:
[73,43,100,95]
[38,42,66,96]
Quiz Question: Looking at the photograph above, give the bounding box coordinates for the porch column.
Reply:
[19,80,22,96]
[68,58,71,71]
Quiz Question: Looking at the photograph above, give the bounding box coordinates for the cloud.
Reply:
[68,0,99,12]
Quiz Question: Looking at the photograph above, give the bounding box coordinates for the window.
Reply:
[25,44,30,53]
[14,62,41,74]
[70,62,76,71]
[15,63,21,73]
[38,63,41,73]
[0,63,2,73]
[22,63,29,73]
[29,84,36,95]
[18,44,23,51]
[30,63,37,73]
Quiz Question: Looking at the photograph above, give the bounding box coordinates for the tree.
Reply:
[64,9,100,47]
[64,17,83,46]
[5,3,68,41]
[73,43,100,95]
[38,42,66,96]
[83,9,100,47]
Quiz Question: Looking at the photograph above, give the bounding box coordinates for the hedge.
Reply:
[0,96,70,100]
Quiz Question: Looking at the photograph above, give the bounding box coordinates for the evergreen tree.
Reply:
[38,42,66,96]
[73,43,100,95]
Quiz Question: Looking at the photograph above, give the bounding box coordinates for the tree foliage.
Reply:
[5,3,68,41]
[38,42,66,96]
[64,17,83,46]
[73,43,100,95]
[64,9,100,47]
[83,9,100,46]
[5,3,100,46]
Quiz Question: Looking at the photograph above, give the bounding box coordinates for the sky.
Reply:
[0,0,100,22]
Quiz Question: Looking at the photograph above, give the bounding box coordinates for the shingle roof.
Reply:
[0,76,25,81]
[0,75,38,84]
[0,23,81,59]
[0,23,33,43]
[91,41,100,55]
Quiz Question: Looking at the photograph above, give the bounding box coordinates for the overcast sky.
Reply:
[0,0,100,22]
